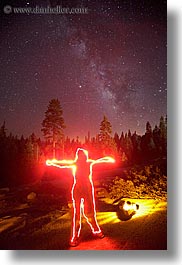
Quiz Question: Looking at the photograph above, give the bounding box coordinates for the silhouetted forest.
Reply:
[0,115,167,188]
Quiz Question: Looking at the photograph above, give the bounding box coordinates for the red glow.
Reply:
[46,148,115,244]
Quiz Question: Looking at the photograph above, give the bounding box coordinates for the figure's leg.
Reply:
[70,196,82,246]
[82,195,102,235]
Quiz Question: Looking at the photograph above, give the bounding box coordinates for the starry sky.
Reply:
[0,0,167,140]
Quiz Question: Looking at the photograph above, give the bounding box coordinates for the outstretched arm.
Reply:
[46,159,77,176]
[46,159,75,169]
[92,156,115,165]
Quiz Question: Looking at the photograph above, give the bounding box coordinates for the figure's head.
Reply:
[76,148,88,162]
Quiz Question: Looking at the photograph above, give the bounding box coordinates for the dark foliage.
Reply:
[0,115,167,188]
[108,164,167,199]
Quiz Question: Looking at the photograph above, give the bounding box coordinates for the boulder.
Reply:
[27,192,37,201]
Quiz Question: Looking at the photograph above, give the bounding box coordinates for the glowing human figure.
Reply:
[46,148,115,247]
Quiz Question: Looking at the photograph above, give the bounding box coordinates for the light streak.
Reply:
[46,148,115,244]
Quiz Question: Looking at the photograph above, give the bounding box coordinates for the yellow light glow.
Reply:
[96,212,120,224]
[122,201,138,212]
[95,199,167,225]
[126,199,167,219]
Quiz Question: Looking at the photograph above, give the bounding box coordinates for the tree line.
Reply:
[0,98,167,187]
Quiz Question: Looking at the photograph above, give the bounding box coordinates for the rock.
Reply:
[27,192,37,201]
[0,216,23,233]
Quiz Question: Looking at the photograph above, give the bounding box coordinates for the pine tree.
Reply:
[128,129,131,138]
[141,121,156,160]
[159,115,167,156]
[120,132,124,148]
[146,121,152,135]
[159,116,167,139]
[123,133,134,161]
[29,133,40,161]
[99,115,112,142]
[131,131,141,156]
[41,99,66,157]
[0,121,7,138]
[153,125,161,147]
[114,132,120,150]
[99,115,116,155]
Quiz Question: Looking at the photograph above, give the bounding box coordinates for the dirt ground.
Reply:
[0,186,167,250]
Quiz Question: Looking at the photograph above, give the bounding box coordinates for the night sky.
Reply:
[0,0,167,140]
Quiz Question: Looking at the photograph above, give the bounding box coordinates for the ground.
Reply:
[0,185,167,250]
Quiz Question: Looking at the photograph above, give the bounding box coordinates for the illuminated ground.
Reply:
[69,199,167,250]
[0,197,167,250]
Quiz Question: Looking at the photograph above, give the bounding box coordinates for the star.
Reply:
[0,0,166,139]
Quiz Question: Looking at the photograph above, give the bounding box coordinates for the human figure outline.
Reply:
[46,148,115,246]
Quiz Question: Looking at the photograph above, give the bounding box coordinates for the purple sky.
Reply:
[0,0,167,139]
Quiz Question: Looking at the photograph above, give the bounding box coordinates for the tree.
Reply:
[99,115,112,142]
[141,121,156,160]
[99,115,116,155]
[114,132,120,151]
[123,133,134,162]
[128,129,131,138]
[120,132,124,148]
[131,131,142,162]
[41,99,66,157]
[0,121,7,139]
[146,121,152,135]
[153,125,161,154]
[159,115,167,156]
[159,116,167,140]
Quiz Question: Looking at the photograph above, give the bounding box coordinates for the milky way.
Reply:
[0,0,167,139]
